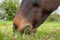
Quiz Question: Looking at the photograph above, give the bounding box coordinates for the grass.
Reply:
[0,21,60,40]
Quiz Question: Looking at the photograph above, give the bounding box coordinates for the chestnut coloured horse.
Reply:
[13,0,60,34]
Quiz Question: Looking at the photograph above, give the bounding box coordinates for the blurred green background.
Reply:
[0,0,60,40]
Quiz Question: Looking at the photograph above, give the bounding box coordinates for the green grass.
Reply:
[0,21,60,40]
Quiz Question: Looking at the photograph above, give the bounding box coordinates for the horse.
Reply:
[13,0,60,34]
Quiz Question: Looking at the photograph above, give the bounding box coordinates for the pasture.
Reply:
[0,21,60,40]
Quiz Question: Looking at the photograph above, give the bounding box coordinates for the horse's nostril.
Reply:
[14,24,17,29]
[13,23,17,32]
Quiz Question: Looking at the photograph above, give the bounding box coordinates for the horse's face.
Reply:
[13,0,60,34]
